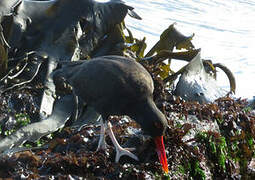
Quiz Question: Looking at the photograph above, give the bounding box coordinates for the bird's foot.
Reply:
[106,121,138,162]
[115,146,138,163]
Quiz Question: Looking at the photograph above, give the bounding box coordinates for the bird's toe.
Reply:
[115,147,139,163]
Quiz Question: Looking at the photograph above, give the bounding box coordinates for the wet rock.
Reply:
[175,52,227,103]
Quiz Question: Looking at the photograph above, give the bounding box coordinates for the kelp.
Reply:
[214,63,236,94]
[0,94,75,155]
[2,0,140,60]
[89,23,126,57]
[79,0,141,58]
[145,23,194,58]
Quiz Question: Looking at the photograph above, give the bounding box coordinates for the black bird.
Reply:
[53,55,169,173]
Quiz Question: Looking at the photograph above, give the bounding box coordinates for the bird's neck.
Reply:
[128,98,167,137]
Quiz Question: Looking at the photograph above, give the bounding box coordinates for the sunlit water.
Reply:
[123,0,255,99]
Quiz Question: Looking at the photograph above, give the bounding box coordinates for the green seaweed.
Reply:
[196,132,227,173]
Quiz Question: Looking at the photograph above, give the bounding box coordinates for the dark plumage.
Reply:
[53,55,169,173]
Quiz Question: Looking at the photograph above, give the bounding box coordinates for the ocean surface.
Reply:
[122,0,255,99]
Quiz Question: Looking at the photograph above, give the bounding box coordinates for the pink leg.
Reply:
[96,118,108,151]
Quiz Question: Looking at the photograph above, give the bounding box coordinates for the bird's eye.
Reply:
[154,122,162,129]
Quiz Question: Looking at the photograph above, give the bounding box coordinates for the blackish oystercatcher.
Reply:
[53,55,169,173]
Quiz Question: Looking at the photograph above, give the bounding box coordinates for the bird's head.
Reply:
[128,98,169,173]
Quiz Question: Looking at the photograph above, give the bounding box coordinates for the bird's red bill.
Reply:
[154,136,169,173]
